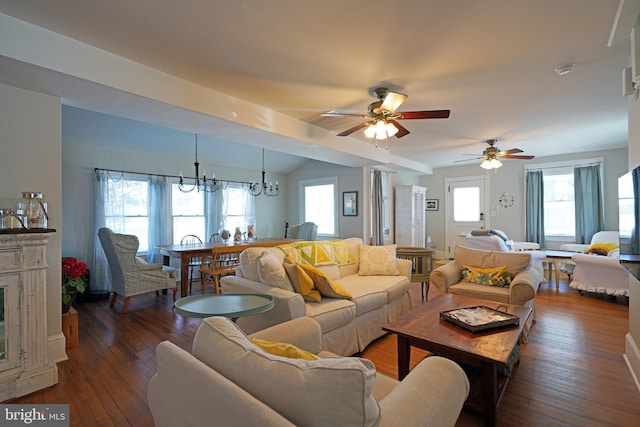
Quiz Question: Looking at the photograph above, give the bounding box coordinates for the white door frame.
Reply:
[444,175,491,258]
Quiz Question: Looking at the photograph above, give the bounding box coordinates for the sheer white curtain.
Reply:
[221,182,256,236]
[93,170,125,291]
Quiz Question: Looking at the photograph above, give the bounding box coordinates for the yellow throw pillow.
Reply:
[461,265,511,287]
[283,256,321,302]
[358,244,400,276]
[251,338,319,361]
[585,242,619,256]
[298,263,352,299]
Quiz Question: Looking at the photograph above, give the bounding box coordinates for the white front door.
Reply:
[444,175,490,258]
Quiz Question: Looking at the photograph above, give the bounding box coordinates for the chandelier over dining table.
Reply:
[179,134,220,193]
[248,148,279,197]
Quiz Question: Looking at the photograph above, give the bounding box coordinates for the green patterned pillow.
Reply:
[331,240,356,265]
[292,241,336,266]
[461,265,511,287]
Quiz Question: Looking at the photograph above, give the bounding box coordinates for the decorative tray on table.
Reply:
[440,305,519,333]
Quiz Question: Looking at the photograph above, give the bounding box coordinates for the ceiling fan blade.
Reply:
[321,111,368,118]
[388,120,410,138]
[501,148,523,155]
[454,157,482,163]
[502,154,535,159]
[380,91,407,114]
[337,122,369,137]
[397,110,450,120]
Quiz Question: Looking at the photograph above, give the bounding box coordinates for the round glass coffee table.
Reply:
[174,293,274,321]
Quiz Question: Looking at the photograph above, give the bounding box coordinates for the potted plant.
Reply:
[62,257,87,313]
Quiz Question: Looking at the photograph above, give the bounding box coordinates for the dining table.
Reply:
[157,237,298,297]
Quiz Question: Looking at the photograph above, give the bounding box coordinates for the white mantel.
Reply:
[0,231,58,401]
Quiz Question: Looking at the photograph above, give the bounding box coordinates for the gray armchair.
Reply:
[98,227,177,313]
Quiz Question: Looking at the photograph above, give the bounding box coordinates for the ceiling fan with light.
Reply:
[321,87,450,148]
[456,139,535,170]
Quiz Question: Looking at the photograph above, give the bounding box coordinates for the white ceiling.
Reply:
[0,0,639,174]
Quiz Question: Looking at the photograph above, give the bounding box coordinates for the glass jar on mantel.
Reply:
[17,192,48,229]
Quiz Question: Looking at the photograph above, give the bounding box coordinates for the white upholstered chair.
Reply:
[559,231,620,279]
[464,229,545,277]
[570,252,629,297]
[98,227,178,313]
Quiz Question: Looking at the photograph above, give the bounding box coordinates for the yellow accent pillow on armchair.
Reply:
[461,265,511,287]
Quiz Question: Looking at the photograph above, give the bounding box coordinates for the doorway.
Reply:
[444,175,490,258]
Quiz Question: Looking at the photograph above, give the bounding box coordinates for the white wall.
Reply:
[0,83,64,360]
[420,148,628,253]
[61,107,288,271]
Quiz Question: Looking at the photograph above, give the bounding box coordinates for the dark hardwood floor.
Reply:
[10,274,640,426]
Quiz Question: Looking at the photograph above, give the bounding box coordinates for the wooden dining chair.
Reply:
[209,233,222,243]
[200,245,243,294]
[180,234,203,294]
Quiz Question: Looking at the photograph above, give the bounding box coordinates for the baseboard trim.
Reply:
[624,332,640,395]
[48,332,69,363]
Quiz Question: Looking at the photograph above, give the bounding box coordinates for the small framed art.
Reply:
[343,191,358,216]
[426,199,439,211]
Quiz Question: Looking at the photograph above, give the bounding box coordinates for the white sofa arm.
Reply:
[429,261,462,294]
[509,268,541,306]
[221,275,307,334]
[379,356,469,427]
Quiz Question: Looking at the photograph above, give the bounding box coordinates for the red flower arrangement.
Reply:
[62,257,87,311]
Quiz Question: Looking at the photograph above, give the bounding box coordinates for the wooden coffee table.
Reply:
[382,293,532,427]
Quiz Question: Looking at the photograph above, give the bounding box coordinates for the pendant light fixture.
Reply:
[179,134,220,193]
[248,149,279,197]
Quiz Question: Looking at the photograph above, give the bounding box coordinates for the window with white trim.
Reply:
[171,183,205,243]
[300,177,338,237]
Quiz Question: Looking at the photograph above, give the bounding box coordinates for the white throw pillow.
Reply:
[257,251,294,291]
[358,245,400,276]
[193,317,381,427]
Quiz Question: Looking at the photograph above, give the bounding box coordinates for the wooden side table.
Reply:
[396,247,434,301]
[62,307,79,348]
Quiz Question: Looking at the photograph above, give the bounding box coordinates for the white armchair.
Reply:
[465,229,545,277]
[560,231,620,256]
[570,253,629,297]
[465,229,540,252]
[559,231,620,279]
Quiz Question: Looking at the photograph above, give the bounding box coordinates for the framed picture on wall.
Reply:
[426,199,439,211]
[343,191,358,216]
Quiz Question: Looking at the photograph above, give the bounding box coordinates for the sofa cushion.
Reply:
[454,246,531,275]
[358,245,400,276]
[283,257,321,302]
[298,263,352,300]
[257,252,294,291]
[461,265,511,287]
[319,264,340,280]
[239,247,285,281]
[334,279,387,316]
[338,274,410,305]
[305,299,356,333]
[193,317,380,427]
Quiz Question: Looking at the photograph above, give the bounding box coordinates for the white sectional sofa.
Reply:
[220,238,415,356]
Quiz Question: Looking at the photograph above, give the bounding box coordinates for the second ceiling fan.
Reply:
[456,139,535,169]
[322,87,450,146]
